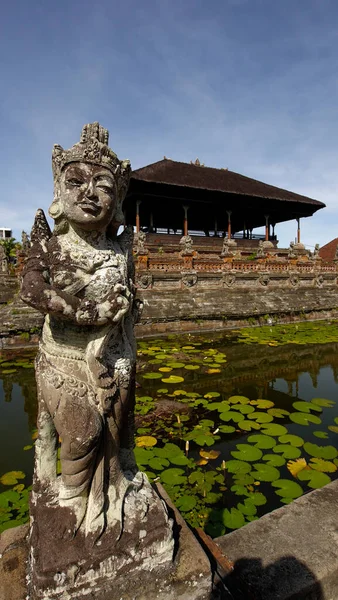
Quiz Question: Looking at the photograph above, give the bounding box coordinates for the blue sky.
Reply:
[1,0,338,248]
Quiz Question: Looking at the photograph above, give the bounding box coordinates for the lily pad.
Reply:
[273,445,301,459]
[260,424,288,437]
[225,460,252,474]
[250,399,274,409]
[271,479,303,499]
[135,436,157,448]
[228,396,250,405]
[161,468,187,485]
[148,457,170,470]
[237,420,261,431]
[199,450,220,460]
[262,454,285,467]
[311,398,335,408]
[231,484,249,496]
[142,372,163,380]
[289,413,322,426]
[166,362,185,369]
[278,434,304,447]
[220,411,243,423]
[231,444,263,462]
[309,458,337,473]
[0,472,25,486]
[313,431,329,439]
[237,499,257,516]
[222,508,245,529]
[297,469,331,489]
[268,408,290,418]
[303,443,337,459]
[204,392,221,399]
[184,365,200,370]
[247,435,276,449]
[251,463,280,482]
[218,425,236,434]
[292,401,322,414]
[245,492,267,506]
[328,426,338,434]
[161,375,185,384]
[247,412,273,423]
[176,495,197,512]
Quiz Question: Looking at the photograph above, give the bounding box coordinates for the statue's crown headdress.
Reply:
[52,122,131,191]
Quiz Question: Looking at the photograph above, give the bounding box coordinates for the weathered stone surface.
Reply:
[20,123,174,599]
[0,524,28,600]
[215,480,338,600]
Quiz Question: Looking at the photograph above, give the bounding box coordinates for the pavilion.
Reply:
[124,159,325,246]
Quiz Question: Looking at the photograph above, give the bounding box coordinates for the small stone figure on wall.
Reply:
[134,229,148,254]
[179,234,193,255]
[21,123,173,599]
[21,230,31,252]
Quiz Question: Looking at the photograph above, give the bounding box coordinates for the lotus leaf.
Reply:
[303,443,337,459]
[328,426,338,433]
[250,399,275,409]
[158,367,173,372]
[273,445,301,459]
[237,420,261,431]
[0,472,25,486]
[289,413,321,426]
[231,444,263,462]
[135,436,157,448]
[245,492,267,506]
[237,499,257,516]
[204,392,221,399]
[260,423,288,436]
[175,495,197,512]
[268,408,290,418]
[142,372,163,379]
[247,412,273,423]
[247,435,276,449]
[309,458,337,473]
[271,479,303,499]
[251,463,280,482]
[218,425,236,434]
[225,460,252,474]
[278,434,304,447]
[166,362,185,369]
[184,365,200,370]
[161,468,187,485]
[262,454,285,467]
[228,396,250,405]
[292,401,322,414]
[297,469,331,489]
[219,411,243,423]
[313,431,328,439]
[286,458,308,478]
[311,398,335,408]
[222,508,245,529]
[199,450,220,460]
[161,375,185,384]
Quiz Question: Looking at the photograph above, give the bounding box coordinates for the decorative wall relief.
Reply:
[259,273,270,286]
[182,272,198,287]
[223,273,236,287]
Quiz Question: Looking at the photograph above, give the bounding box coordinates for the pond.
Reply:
[1,321,338,537]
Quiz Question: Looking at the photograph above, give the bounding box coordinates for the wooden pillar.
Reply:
[264,215,269,241]
[297,218,301,244]
[214,219,218,237]
[272,223,275,239]
[183,205,189,236]
[150,212,154,233]
[136,200,141,233]
[243,222,246,239]
[227,210,232,239]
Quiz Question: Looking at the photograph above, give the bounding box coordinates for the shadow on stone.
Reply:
[222,556,324,600]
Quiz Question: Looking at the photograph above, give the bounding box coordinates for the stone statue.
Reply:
[134,229,148,254]
[221,238,237,257]
[21,230,31,252]
[179,234,193,254]
[0,244,8,273]
[21,124,173,599]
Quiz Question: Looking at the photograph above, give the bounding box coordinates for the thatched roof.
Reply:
[131,159,325,208]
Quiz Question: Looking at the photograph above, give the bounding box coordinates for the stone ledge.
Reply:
[215,479,338,600]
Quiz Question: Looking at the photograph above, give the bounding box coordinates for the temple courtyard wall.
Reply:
[1,259,338,348]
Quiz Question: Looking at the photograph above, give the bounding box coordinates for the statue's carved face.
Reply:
[60,162,116,231]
